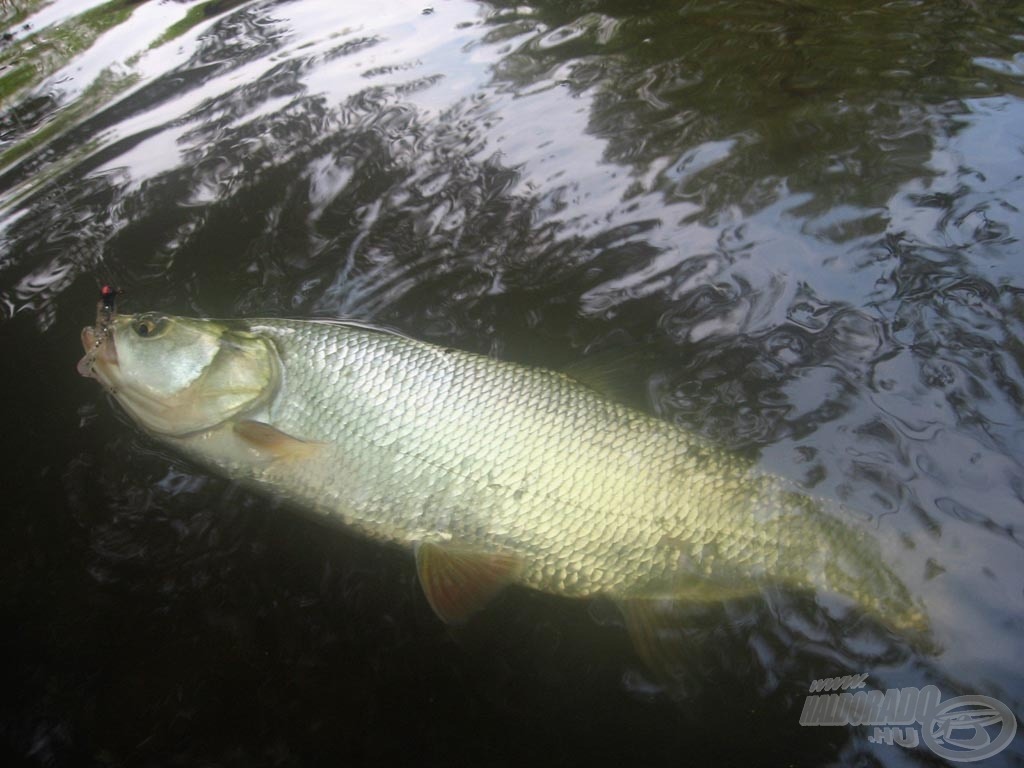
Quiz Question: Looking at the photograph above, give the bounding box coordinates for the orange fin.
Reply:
[415,542,523,624]
[233,420,321,461]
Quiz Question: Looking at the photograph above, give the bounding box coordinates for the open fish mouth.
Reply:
[77,319,118,379]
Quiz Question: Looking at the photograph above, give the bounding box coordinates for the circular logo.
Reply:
[922,694,1018,762]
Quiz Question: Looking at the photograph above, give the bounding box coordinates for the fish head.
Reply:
[78,312,278,436]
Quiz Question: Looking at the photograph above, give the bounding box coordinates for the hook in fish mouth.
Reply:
[77,306,119,379]
[77,324,119,378]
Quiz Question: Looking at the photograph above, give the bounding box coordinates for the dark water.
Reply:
[2,0,1023,764]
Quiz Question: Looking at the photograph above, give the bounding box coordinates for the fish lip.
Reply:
[77,323,118,379]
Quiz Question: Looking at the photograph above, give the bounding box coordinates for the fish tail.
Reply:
[777,503,931,642]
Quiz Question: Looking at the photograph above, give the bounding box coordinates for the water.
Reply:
[2,0,1023,764]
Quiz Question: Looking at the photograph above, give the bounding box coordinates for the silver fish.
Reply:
[77,307,928,664]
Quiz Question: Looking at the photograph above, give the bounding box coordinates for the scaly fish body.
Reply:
[78,311,926,644]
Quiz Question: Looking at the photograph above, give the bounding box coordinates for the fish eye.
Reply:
[133,314,167,339]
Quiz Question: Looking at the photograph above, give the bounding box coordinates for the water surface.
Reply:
[2,0,1023,765]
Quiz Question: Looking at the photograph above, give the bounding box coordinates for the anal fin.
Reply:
[618,598,693,679]
[415,542,523,624]
[617,579,763,681]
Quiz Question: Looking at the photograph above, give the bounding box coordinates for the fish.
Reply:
[77,306,929,668]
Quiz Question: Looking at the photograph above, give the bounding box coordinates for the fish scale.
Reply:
[78,312,928,648]
[239,321,844,592]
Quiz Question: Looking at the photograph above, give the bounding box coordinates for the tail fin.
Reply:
[769,492,932,644]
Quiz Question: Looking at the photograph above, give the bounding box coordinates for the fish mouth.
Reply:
[77,322,118,380]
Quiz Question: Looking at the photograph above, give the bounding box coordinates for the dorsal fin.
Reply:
[562,348,651,403]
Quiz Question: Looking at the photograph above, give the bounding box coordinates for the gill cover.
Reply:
[107,313,278,436]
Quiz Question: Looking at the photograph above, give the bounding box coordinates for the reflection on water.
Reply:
[1,0,1023,764]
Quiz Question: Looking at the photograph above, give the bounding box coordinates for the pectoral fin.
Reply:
[233,420,322,461]
[415,542,523,624]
